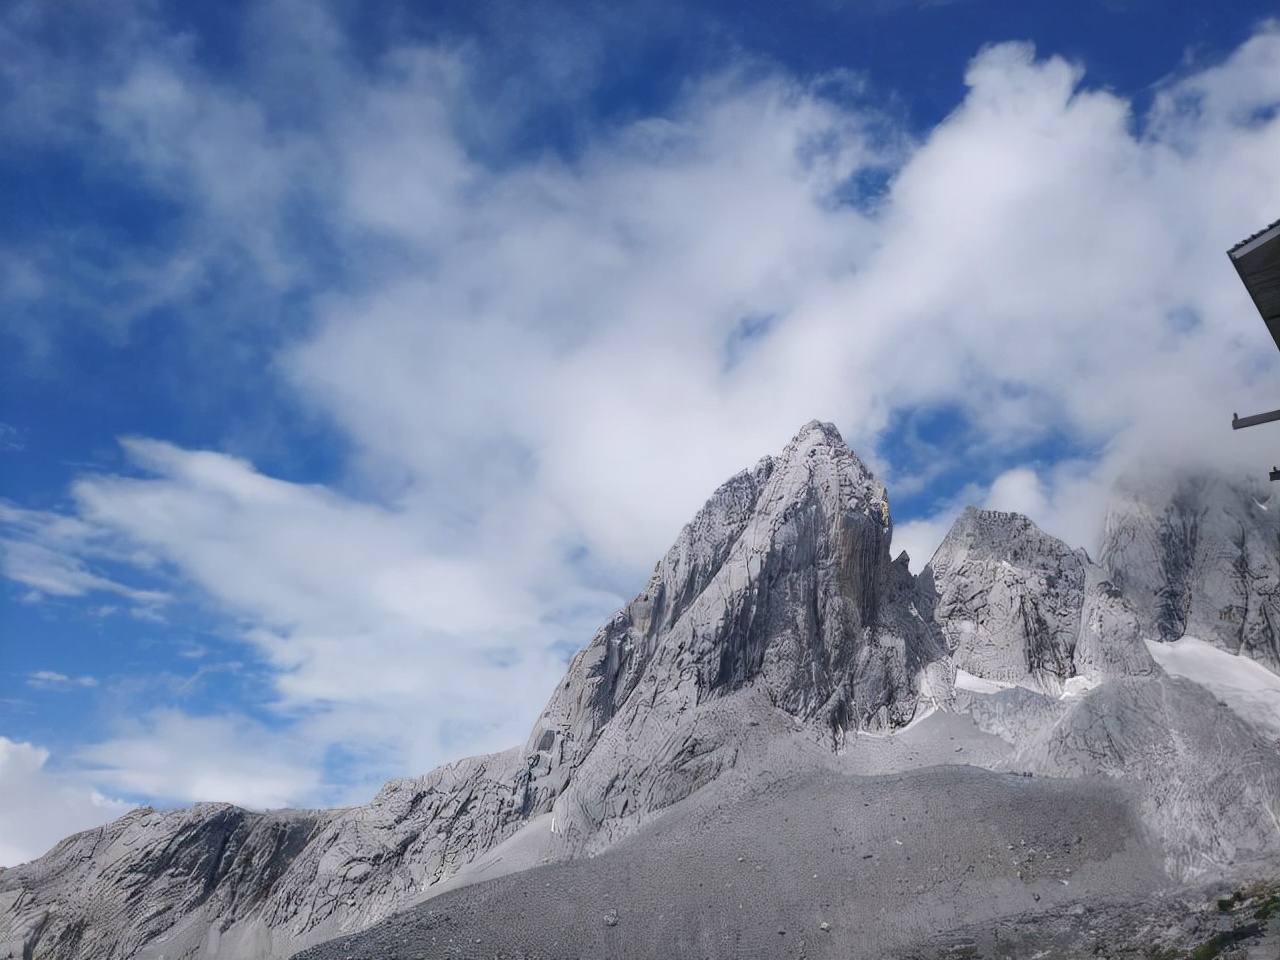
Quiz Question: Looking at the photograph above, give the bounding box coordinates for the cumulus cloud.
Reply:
[298,27,1278,579]
[2,1,1278,824]
[0,736,132,867]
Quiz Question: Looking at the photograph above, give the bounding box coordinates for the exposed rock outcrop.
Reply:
[519,421,948,848]
[1100,471,1280,669]
[2,421,948,959]
[0,804,324,960]
[921,508,1152,693]
[0,750,528,960]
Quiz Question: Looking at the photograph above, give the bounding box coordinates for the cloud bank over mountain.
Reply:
[1,0,1277,864]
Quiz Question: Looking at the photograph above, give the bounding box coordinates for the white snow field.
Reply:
[1147,636,1280,739]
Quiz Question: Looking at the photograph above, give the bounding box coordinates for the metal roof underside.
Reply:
[1230,218,1280,353]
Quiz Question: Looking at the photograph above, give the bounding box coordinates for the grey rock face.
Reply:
[1042,676,1280,879]
[0,803,326,960]
[527,421,942,759]
[923,508,1085,691]
[518,421,948,849]
[922,508,1152,693]
[1072,563,1158,682]
[1101,471,1280,669]
[961,672,1280,880]
[927,503,1278,880]
[0,750,529,960]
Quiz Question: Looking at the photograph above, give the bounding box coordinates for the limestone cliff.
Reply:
[1100,471,1280,669]
[1,421,947,959]
[922,507,1153,694]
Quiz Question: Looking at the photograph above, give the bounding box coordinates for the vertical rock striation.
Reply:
[516,421,948,845]
[921,508,1152,694]
[1100,472,1280,669]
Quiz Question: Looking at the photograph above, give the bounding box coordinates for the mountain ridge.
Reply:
[3,421,1279,960]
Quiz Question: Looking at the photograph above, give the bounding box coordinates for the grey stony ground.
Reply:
[295,762,1170,960]
[899,881,1280,960]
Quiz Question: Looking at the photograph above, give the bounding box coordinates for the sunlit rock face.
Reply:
[1100,471,1280,670]
[923,508,1087,693]
[520,421,947,806]
[921,508,1154,695]
[0,751,531,960]
[535,421,942,735]
[516,421,950,851]
[4,424,1279,960]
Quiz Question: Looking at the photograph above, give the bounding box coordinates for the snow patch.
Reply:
[954,669,1014,694]
[1146,637,1280,738]
[1060,675,1099,699]
[855,704,938,739]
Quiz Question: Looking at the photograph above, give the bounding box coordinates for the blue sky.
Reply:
[2,0,1278,865]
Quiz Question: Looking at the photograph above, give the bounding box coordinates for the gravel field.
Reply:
[295,763,1167,960]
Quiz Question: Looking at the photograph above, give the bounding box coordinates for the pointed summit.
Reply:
[788,417,849,446]
[538,418,935,728]
[516,422,946,838]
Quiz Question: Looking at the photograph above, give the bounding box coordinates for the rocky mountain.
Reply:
[3,421,1279,960]
[1101,470,1280,670]
[921,507,1154,694]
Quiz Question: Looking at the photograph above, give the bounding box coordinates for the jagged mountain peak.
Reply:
[527,418,933,744]
[607,421,877,658]
[922,507,1088,693]
[769,419,882,504]
[512,422,945,844]
[934,506,1086,565]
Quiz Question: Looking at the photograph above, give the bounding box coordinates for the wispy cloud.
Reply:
[75,709,321,810]
[0,503,171,607]
[27,671,98,691]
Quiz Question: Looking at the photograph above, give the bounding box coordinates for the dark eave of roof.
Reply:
[1229,217,1280,354]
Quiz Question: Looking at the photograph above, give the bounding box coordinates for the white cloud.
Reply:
[3,7,1280,820]
[75,710,321,810]
[986,467,1049,520]
[0,502,170,607]
[0,736,132,867]
[27,671,98,691]
[285,28,1280,589]
[891,513,961,572]
[63,438,610,788]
